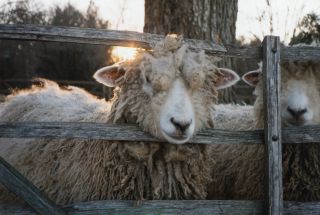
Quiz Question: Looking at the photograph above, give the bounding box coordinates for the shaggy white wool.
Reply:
[0,80,110,123]
[0,35,240,204]
[207,104,255,199]
[251,60,320,127]
[211,48,320,201]
[212,104,255,130]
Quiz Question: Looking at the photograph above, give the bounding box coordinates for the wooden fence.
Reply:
[0,24,320,215]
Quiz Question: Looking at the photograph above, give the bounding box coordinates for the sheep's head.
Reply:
[243,61,320,127]
[94,35,239,144]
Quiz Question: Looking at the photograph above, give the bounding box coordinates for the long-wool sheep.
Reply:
[207,104,255,199]
[0,35,240,205]
[208,58,320,201]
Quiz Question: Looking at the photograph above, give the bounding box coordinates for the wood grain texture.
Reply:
[1,200,320,215]
[0,157,66,215]
[0,24,319,60]
[263,36,283,215]
[223,45,320,60]
[0,24,226,53]
[281,46,320,61]
[0,121,262,144]
[2,122,320,145]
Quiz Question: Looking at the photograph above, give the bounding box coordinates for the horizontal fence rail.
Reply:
[1,122,320,145]
[1,24,320,60]
[0,24,226,54]
[1,200,320,215]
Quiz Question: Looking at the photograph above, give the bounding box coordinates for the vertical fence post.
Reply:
[262,36,282,215]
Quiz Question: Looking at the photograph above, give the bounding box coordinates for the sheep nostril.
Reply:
[170,117,192,133]
[179,122,191,133]
[298,108,307,115]
[287,107,307,119]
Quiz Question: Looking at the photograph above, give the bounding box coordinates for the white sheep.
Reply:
[211,104,254,130]
[208,56,320,201]
[207,103,255,199]
[0,35,240,204]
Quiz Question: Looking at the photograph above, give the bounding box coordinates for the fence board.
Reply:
[0,122,263,144]
[0,157,66,215]
[220,44,320,60]
[1,24,320,60]
[263,36,283,214]
[0,24,226,53]
[1,201,320,215]
[2,122,320,145]
[282,46,320,61]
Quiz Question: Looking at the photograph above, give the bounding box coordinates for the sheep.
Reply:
[0,34,240,205]
[207,104,255,199]
[208,58,320,201]
[211,104,254,131]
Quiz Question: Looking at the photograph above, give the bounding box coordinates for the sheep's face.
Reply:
[243,61,320,126]
[94,44,239,144]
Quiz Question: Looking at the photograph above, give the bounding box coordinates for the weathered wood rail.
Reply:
[2,200,320,215]
[1,25,320,215]
[2,122,320,145]
[0,24,320,60]
[0,24,226,54]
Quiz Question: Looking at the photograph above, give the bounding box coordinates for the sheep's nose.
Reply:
[287,107,307,120]
[170,117,191,133]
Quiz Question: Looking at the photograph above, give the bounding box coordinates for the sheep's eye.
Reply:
[179,65,183,72]
[145,76,151,83]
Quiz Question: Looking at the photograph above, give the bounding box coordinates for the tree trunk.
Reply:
[144,0,238,103]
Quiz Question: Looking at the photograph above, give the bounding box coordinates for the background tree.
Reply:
[49,1,108,29]
[0,0,47,25]
[0,0,111,98]
[144,0,238,102]
[290,13,320,45]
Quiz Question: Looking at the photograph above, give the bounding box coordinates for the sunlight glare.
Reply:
[111,47,138,62]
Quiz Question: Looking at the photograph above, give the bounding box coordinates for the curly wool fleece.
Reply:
[0,35,229,204]
[208,60,320,201]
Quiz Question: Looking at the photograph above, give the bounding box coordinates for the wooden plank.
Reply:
[63,200,261,215]
[0,24,226,53]
[223,44,262,59]
[2,122,320,145]
[1,201,320,215]
[263,36,283,215]
[283,125,320,144]
[0,157,67,215]
[0,122,263,145]
[284,201,320,215]
[0,25,320,60]
[223,45,320,60]
[282,46,320,61]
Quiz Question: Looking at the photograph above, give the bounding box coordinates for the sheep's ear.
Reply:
[215,68,240,89]
[93,65,126,87]
[242,70,261,87]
